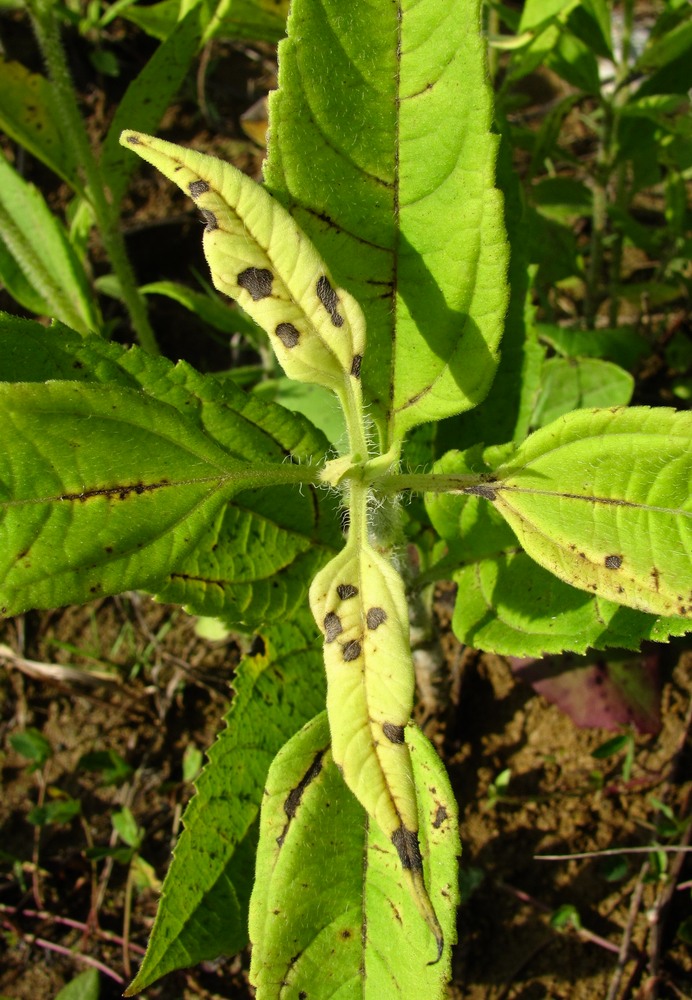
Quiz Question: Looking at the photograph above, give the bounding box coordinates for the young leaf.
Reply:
[476,407,692,617]
[127,613,324,994]
[119,131,366,397]
[249,713,459,999]
[265,0,508,445]
[0,156,100,335]
[309,538,443,954]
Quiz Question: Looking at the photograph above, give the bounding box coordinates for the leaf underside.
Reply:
[249,713,459,1000]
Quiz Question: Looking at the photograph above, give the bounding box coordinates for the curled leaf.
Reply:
[309,540,443,958]
[120,131,365,394]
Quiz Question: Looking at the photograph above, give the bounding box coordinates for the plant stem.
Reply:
[28,0,159,353]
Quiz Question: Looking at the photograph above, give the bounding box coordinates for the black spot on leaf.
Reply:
[342,639,361,662]
[200,209,218,231]
[366,607,387,630]
[126,134,141,144]
[391,825,423,872]
[337,583,358,600]
[276,750,325,847]
[323,612,343,643]
[249,635,266,657]
[316,275,344,327]
[432,804,448,828]
[237,266,274,301]
[189,179,210,197]
[466,483,497,501]
[276,323,300,348]
[351,354,362,378]
[605,555,623,569]
[382,722,405,744]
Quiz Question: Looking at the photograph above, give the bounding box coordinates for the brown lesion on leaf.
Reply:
[276,749,325,848]
[200,209,218,232]
[605,554,623,569]
[382,722,405,744]
[651,567,661,591]
[60,479,171,503]
[323,611,343,643]
[391,825,423,873]
[366,607,387,630]
[465,482,498,501]
[336,583,358,600]
[125,134,141,144]
[432,804,448,829]
[351,355,362,378]
[342,639,362,662]
[188,179,210,197]
[237,266,274,301]
[275,322,300,348]
[316,276,344,327]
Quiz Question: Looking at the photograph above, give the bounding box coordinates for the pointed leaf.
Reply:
[120,131,366,396]
[127,612,325,994]
[249,713,459,999]
[0,157,99,334]
[265,0,508,444]
[309,539,443,952]
[486,407,692,617]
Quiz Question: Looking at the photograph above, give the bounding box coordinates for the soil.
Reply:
[0,6,690,1000]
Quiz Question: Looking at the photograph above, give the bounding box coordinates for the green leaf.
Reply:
[265,0,508,444]
[28,798,82,826]
[0,380,270,618]
[122,0,289,44]
[449,130,541,452]
[636,18,692,73]
[127,612,325,994]
[484,408,692,617]
[0,321,339,625]
[78,749,133,787]
[0,58,80,190]
[100,5,206,205]
[9,728,52,768]
[54,969,100,1000]
[120,131,366,400]
[113,808,143,849]
[451,550,690,657]
[536,323,649,370]
[249,713,460,999]
[530,357,634,428]
[0,156,100,335]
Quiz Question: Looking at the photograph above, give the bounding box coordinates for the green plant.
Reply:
[0,0,289,351]
[0,0,690,997]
